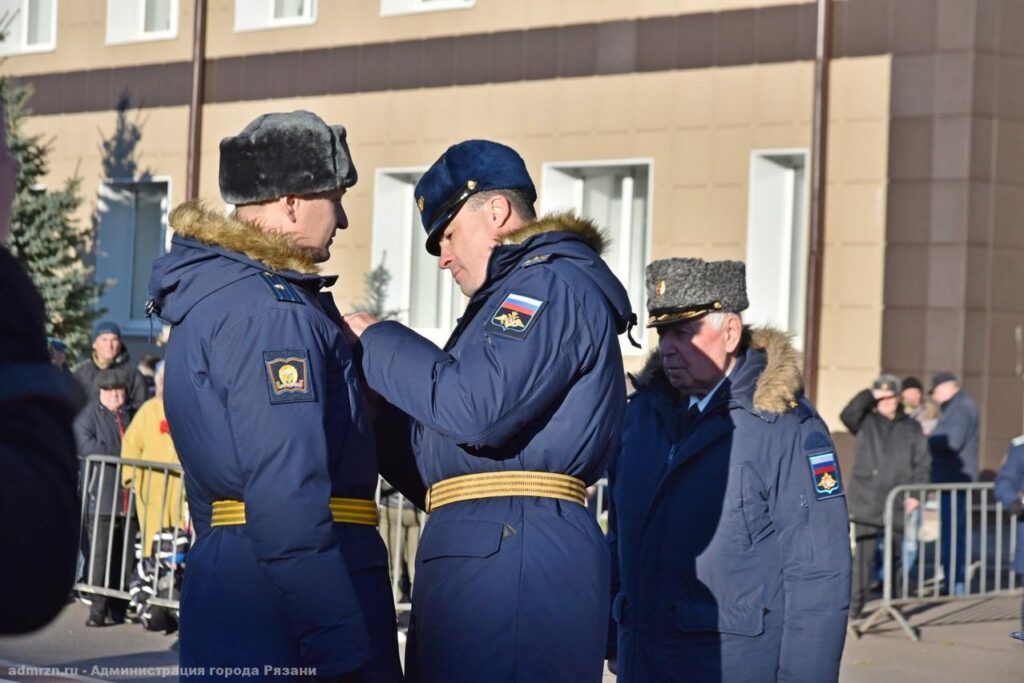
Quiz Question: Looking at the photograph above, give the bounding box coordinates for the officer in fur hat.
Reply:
[606,258,851,682]
[149,111,418,681]
[345,139,635,682]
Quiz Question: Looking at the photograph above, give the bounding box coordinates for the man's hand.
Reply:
[871,388,896,402]
[904,496,920,513]
[343,312,380,339]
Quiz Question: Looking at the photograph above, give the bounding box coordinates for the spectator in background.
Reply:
[47,337,71,372]
[73,369,136,627]
[121,361,184,556]
[0,100,83,634]
[902,376,939,436]
[378,479,420,604]
[928,372,979,595]
[73,321,147,410]
[136,355,161,399]
[840,374,930,619]
[994,435,1024,628]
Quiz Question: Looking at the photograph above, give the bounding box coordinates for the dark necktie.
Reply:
[681,402,702,436]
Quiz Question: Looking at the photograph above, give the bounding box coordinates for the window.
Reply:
[744,150,809,348]
[541,160,652,353]
[371,169,464,347]
[106,0,178,44]
[0,0,56,55]
[380,0,475,17]
[235,0,316,32]
[96,180,170,334]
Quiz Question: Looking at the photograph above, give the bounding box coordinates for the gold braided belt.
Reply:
[425,471,587,513]
[210,497,378,527]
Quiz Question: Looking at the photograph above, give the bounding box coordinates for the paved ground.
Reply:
[0,597,1019,681]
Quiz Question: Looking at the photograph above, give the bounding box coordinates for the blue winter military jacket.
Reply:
[995,437,1024,574]
[359,213,633,683]
[149,202,401,680]
[608,328,852,683]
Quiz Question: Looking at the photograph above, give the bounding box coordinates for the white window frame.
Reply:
[105,0,179,45]
[234,0,317,32]
[380,0,475,17]
[744,148,810,349]
[0,0,57,55]
[371,167,464,348]
[540,158,654,355]
[95,176,172,337]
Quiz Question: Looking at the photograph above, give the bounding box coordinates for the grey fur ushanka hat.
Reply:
[219,110,357,205]
[645,258,749,328]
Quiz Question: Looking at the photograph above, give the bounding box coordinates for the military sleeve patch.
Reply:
[264,349,315,404]
[487,293,545,340]
[807,451,844,500]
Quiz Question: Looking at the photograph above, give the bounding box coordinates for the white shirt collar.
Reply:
[687,370,732,414]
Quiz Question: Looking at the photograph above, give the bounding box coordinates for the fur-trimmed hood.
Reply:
[632,326,803,415]
[501,211,608,256]
[149,201,333,325]
[481,211,633,335]
[168,200,320,275]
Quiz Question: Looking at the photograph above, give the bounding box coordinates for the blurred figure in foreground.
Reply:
[0,100,83,633]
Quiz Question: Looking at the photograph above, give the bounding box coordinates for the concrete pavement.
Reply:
[1,598,1019,681]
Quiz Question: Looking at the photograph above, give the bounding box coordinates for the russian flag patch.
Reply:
[489,293,545,339]
[808,451,844,500]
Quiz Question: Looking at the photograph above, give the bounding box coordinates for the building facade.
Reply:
[4,0,1022,476]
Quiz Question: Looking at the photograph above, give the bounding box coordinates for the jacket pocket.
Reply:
[612,592,628,624]
[419,520,504,562]
[675,600,765,637]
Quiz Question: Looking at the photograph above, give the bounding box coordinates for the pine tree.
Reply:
[2,77,103,359]
[354,251,402,321]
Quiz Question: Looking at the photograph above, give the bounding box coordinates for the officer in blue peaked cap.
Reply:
[346,139,636,682]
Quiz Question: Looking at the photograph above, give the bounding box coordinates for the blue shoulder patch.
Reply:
[807,451,844,500]
[264,349,315,404]
[260,272,304,304]
[487,292,545,340]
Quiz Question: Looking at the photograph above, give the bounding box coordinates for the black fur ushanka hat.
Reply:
[219,110,357,205]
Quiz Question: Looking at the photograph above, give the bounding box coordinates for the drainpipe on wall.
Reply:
[803,0,833,403]
[186,0,207,200]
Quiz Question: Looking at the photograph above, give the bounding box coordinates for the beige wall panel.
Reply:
[814,55,892,430]
[755,62,813,125]
[823,244,884,307]
[978,376,1024,471]
[713,67,756,127]
[205,0,802,60]
[675,70,716,128]
[23,106,190,231]
[2,1,194,76]
[829,182,886,244]
[711,126,755,185]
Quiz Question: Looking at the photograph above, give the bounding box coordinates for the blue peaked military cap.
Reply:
[414,139,537,256]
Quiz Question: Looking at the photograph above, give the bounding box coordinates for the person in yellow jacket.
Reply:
[121,361,185,556]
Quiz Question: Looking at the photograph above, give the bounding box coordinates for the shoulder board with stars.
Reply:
[523,253,552,267]
[1011,434,1024,448]
[260,272,304,304]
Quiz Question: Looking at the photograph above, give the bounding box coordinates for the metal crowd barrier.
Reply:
[856,482,1022,641]
[77,454,188,616]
